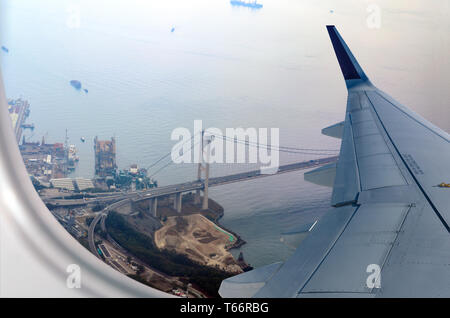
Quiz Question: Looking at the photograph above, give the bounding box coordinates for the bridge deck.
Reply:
[45,156,338,206]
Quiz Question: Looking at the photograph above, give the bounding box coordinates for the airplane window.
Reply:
[1,0,448,299]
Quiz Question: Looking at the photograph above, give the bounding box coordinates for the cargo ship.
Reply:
[70,80,82,90]
[67,144,79,171]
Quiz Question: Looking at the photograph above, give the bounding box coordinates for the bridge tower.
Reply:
[174,192,182,213]
[148,197,158,217]
[195,130,211,210]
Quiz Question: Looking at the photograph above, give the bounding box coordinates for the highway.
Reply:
[88,199,130,257]
[45,193,128,207]
[207,156,338,187]
[47,156,338,207]
[88,212,104,257]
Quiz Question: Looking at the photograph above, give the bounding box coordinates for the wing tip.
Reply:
[326,25,369,84]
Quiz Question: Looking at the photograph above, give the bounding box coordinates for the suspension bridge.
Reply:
[63,131,339,258]
[45,131,339,215]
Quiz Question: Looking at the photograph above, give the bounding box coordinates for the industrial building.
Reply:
[49,177,95,192]
[50,178,75,191]
[94,136,117,178]
[75,178,95,191]
[20,139,67,180]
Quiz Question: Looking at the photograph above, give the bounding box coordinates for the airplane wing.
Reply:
[219,25,450,298]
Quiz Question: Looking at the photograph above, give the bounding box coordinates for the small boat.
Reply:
[21,123,35,130]
[83,88,88,93]
[70,80,82,90]
[230,0,263,9]
[1,46,9,53]
[171,27,175,33]
[80,137,86,142]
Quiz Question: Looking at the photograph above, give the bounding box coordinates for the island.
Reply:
[95,194,250,297]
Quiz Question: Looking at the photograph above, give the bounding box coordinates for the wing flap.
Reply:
[253,205,357,297]
[300,203,411,294]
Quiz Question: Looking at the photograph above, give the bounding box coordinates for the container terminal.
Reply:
[8,98,30,143]
[7,98,80,185]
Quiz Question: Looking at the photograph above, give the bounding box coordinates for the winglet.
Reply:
[326,25,371,87]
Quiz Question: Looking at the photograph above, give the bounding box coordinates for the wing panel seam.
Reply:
[373,91,449,143]
[349,113,362,192]
[365,91,450,233]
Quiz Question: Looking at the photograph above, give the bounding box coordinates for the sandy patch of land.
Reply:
[154,214,243,274]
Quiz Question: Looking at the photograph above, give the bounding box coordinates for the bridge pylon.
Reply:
[148,197,158,217]
[174,193,182,213]
[195,130,211,210]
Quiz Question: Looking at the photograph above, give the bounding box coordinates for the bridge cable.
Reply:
[214,133,339,155]
[148,138,201,178]
[145,132,199,172]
